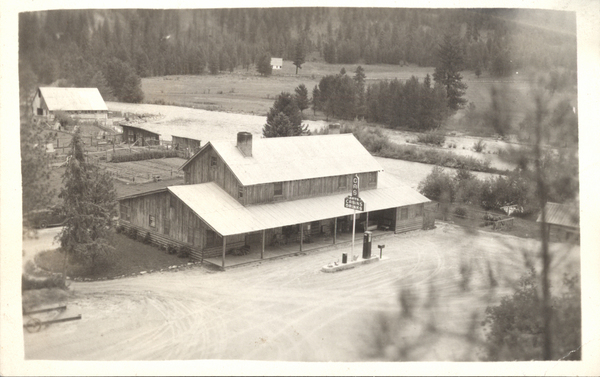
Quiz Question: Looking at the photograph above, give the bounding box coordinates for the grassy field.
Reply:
[141,61,536,131]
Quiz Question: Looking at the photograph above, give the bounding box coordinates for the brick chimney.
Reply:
[236,132,253,157]
[329,123,341,134]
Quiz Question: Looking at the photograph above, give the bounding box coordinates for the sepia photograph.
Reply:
[2,0,599,375]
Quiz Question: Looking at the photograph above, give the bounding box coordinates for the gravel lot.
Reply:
[24,224,579,361]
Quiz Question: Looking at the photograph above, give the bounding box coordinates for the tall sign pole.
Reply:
[344,174,365,259]
[351,175,359,258]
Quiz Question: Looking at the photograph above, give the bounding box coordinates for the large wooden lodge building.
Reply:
[118,132,434,268]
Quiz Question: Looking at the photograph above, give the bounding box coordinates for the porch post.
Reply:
[222,236,227,269]
[300,223,303,252]
[366,212,369,231]
[261,229,265,259]
[333,218,337,244]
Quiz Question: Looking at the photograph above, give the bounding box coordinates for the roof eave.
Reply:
[179,141,213,171]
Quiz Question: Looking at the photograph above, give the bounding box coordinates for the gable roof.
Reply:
[38,87,108,112]
[168,172,429,237]
[182,134,383,186]
[537,202,579,228]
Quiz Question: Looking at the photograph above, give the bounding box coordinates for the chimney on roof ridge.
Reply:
[237,132,253,157]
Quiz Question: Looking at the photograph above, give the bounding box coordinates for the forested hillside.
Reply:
[19,8,576,103]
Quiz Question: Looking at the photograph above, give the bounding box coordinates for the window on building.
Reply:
[210,156,217,168]
[149,215,156,228]
[164,219,170,235]
[400,207,408,220]
[415,204,423,217]
[369,172,377,185]
[120,203,130,222]
[274,182,283,196]
[338,175,347,189]
[37,108,43,115]
[238,185,244,199]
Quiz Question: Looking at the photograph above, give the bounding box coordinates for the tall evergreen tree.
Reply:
[311,85,321,116]
[256,53,273,76]
[121,72,144,103]
[20,111,55,232]
[294,84,309,114]
[354,66,367,119]
[433,33,468,112]
[57,129,117,273]
[293,39,306,75]
[89,71,113,101]
[263,92,308,137]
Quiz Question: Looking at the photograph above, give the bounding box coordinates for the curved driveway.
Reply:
[24,224,579,361]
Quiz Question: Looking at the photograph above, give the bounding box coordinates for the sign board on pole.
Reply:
[352,174,359,197]
[344,196,365,211]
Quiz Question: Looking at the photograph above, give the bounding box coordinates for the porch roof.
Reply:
[168,172,430,237]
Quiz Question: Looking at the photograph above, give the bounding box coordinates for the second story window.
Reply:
[210,156,217,168]
[274,182,283,196]
[369,172,377,186]
[338,175,347,189]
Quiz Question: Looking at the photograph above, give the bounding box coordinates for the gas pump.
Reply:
[362,231,372,259]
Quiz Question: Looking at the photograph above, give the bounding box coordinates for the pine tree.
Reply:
[89,71,113,101]
[433,33,468,112]
[293,39,305,75]
[256,53,273,76]
[121,72,144,103]
[21,108,55,232]
[354,66,367,119]
[311,85,321,115]
[294,84,309,114]
[263,92,308,137]
[57,129,117,273]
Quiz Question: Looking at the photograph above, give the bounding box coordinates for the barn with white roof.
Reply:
[117,132,435,269]
[32,87,108,124]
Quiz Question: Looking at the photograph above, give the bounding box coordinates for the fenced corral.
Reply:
[46,130,123,155]
[436,202,514,232]
[94,155,186,184]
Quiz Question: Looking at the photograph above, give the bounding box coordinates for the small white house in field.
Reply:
[32,87,108,125]
[270,57,283,70]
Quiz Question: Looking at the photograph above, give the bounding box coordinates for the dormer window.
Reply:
[274,182,283,196]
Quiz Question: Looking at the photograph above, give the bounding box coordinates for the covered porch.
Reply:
[168,172,429,270]
[203,223,393,269]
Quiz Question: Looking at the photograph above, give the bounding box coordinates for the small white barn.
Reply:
[32,87,108,124]
[270,57,283,70]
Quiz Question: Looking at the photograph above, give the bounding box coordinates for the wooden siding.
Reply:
[119,191,248,260]
[182,145,242,202]
[244,171,378,206]
[394,203,425,233]
[121,126,159,146]
[119,222,203,260]
[173,136,201,158]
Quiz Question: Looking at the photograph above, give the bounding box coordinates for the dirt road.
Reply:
[24,224,579,361]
